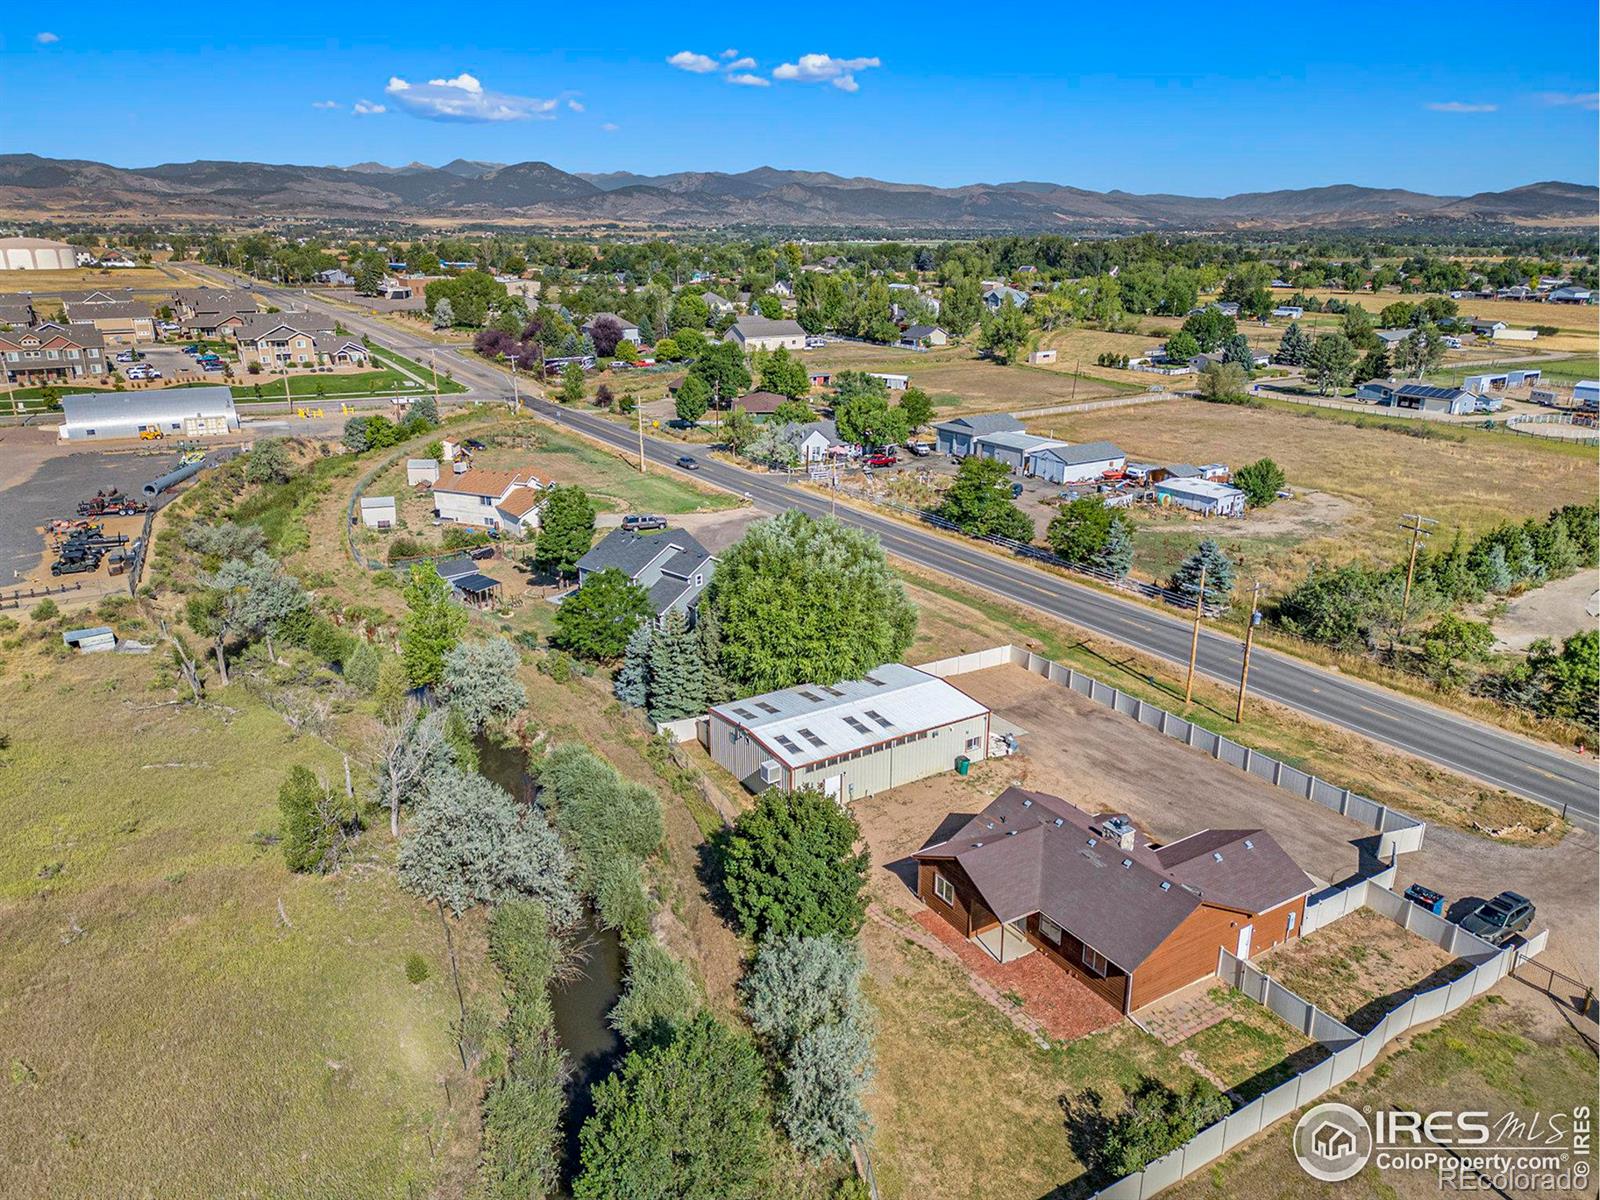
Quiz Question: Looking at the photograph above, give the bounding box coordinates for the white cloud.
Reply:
[1535,91,1599,110]
[772,53,881,92]
[312,100,340,110]
[725,56,757,72]
[384,73,556,122]
[1425,100,1497,113]
[601,122,619,133]
[353,100,387,116]
[567,98,585,112]
[36,31,58,44]
[727,73,769,88]
[667,50,719,74]
[721,48,739,59]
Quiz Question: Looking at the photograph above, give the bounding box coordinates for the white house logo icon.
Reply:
[1294,1103,1373,1182]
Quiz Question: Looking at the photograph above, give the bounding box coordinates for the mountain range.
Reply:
[1,154,1592,233]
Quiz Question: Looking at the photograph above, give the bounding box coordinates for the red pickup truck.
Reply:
[864,451,898,468]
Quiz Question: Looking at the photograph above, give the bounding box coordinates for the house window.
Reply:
[1286,910,1297,933]
[1081,945,1108,977]
[932,872,955,907]
[1038,916,1062,945]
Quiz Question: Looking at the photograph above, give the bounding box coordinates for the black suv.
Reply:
[1459,891,1535,945]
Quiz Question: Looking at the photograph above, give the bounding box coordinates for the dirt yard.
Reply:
[923,665,1598,1014]
[1487,570,1600,651]
[1256,908,1467,1033]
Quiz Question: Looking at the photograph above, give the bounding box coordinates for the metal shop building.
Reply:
[58,387,239,441]
[707,662,991,802]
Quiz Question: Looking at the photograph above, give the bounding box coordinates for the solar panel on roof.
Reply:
[733,707,756,719]
[798,690,823,702]
[863,674,885,687]
[819,685,844,697]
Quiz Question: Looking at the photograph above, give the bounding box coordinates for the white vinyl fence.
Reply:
[917,645,1427,858]
[1084,883,1550,1200]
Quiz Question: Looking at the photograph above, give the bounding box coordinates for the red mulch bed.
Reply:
[914,911,1122,1040]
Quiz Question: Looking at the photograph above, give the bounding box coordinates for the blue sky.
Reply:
[3,2,1595,195]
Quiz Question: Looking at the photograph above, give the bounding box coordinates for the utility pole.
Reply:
[1184,562,1207,705]
[430,347,439,407]
[1397,513,1436,636]
[1070,360,1080,402]
[506,355,520,411]
[637,405,647,475]
[1235,580,1263,723]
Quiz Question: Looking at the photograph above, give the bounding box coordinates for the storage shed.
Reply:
[1154,478,1247,517]
[62,626,117,653]
[360,496,397,529]
[707,663,991,802]
[407,458,440,486]
[1025,440,1128,485]
[58,387,239,441]
[973,430,1070,471]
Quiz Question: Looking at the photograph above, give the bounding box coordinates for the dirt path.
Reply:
[1488,570,1600,651]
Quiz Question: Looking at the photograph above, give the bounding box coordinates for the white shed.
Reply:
[360,496,397,529]
[1154,478,1246,517]
[1025,440,1128,485]
[407,458,440,486]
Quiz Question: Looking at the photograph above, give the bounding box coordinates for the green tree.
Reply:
[401,564,468,687]
[852,278,898,343]
[703,511,916,691]
[675,374,711,424]
[834,387,906,448]
[561,362,586,404]
[688,341,751,409]
[1354,346,1391,384]
[1306,333,1357,395]
[534,485,596,579]
[1164,330,1200,363]
[1341,303,1377,351]
[940,276,983,337]
[1047,497,1119,564]
[1076,1077,1231,1178]
[615,622,653,707]
[1180,308,1236,353]
[439,637,527,733]
[432,297,456,330]
[278,764,360,873]
[1274,563,1389,649]
[1096,518,1134,578]
[1232,458,1286,507]
[1170,540,1235,607]
[669,290,710,332]
[608,940,699,1048]
[244,437,294,484]
[720,788,869,940]
[722,406,758,454]
[938,456,1035,541]
[1220,333,1254,373]
[772,397,813,425]
[1275,321,1311,366]
[755,346,810,399]
[978,297,1030,363]
[647,609,706,722]
[1197,362,1249,403]
[575,1012,774,1200]
[553,568,654,661]
[1397,320,1447,378]
[897,385,934,433]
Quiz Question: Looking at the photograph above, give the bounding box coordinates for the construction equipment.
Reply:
[139,428,163,440]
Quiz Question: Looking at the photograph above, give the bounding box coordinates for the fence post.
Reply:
[1185,722,1196,747]
[1340,788,1352,815]
[1158,710,1168,736]
[1242,747,1253,773]
[1273,760,1283,786]
[1134,698,1144,723]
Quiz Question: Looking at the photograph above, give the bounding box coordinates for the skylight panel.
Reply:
[864,709,893,729]
[842,715,871,735]
[797,728,826,748]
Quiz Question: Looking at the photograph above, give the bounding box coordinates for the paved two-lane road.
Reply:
[215,271,1600,826]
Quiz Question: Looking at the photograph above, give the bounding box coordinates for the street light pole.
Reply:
[1236,580,1263,723]
[1184,562,1207,705]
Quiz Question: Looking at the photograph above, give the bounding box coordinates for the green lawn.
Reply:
[231,348,466,403]
[0,641,488,1197]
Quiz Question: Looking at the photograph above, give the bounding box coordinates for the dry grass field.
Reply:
[0,264,204,297]
[1023,396,1597,589]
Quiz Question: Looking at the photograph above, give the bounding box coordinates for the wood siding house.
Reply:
[914,787,1312,1015]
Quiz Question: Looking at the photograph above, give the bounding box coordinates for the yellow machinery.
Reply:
[139,428,163,440]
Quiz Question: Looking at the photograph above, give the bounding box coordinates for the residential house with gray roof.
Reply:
[574,527,716,625]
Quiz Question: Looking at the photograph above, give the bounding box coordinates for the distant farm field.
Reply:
[0,265,200,295]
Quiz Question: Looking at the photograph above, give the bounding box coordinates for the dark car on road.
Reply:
[1459,891,1535,945]
[622,514,668,531]
[676,455,699,470]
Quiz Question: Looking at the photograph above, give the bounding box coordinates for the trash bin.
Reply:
[955,755,971,776]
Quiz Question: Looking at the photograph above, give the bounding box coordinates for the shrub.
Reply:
[386,535,425,563]
[29,599,59,622]
[719,788,869,940]
[608,940,699,1048]
[404,952,430,984]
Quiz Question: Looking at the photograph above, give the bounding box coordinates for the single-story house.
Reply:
[1547,286,1593,304]
[898,324,948,349]
[435,555,502,608]
[1359,381,1476,414]
[58,386,237,441]
[432,469,546,535]
[794,418,841,463]
[973,430,1070,472]
[580,312,642,345]
[914,787,1313,1012]
[1271,305,1304,319]
[359,496,397,529]
[407,458,440,486]
[1027,349,1058,365]
[702,292,736,317]
[1154,478,1247,517]
[1468,319,1507,336]
[724,316,807,353]
[1025,440,1128,485]
[1374,328,1414,350]
[935,412,1024,457]
[707,662,991,801]
[574,527,715,624]
[983,286,1029,310]
[732,390,790,420]
[317,268,356,287]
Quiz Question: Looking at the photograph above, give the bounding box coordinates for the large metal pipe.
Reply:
[142,460,205,497]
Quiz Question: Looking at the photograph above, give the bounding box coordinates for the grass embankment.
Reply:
[0,636,489,1197]
[897,569,1566,843]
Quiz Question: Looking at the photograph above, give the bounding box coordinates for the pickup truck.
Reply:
[622,514,668,531]
[864,451,898,468]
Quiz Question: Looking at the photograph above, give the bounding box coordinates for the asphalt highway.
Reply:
[211,269,1599,827]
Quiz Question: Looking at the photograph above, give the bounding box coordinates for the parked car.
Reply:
[675,455,699,470]
[622,514,668,531]
[864,452,898,468]
[463,438,487,451]
[181,344,202,355]
[201,362,225,372]
[905,442,931,457]
[1459,891,1535,945]
[467,545,496,561]
[114,351,136,363]
[805,337,827,349]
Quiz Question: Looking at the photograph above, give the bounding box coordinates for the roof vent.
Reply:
[985,822,996,831]
[1159,881,1171,891]
[1212,852,1224,863]
[1022,798,1033,807]
[1053,818,1064,827]
[1121,858,1133,869]
[1243,839,1255,850]
[1086,836,1097,846]
[974,841,984,848]
[1006,830,1018,837]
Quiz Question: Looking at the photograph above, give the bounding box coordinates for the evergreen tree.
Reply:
[1170,540,1235,607]
[615,622,652,707]
[1220,333,1254,374]
[1477,543,1513,593]
[1094,518,1134,578]
[647,609,706,722]
[1276,321,1311,366]
[432,297,455,330]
